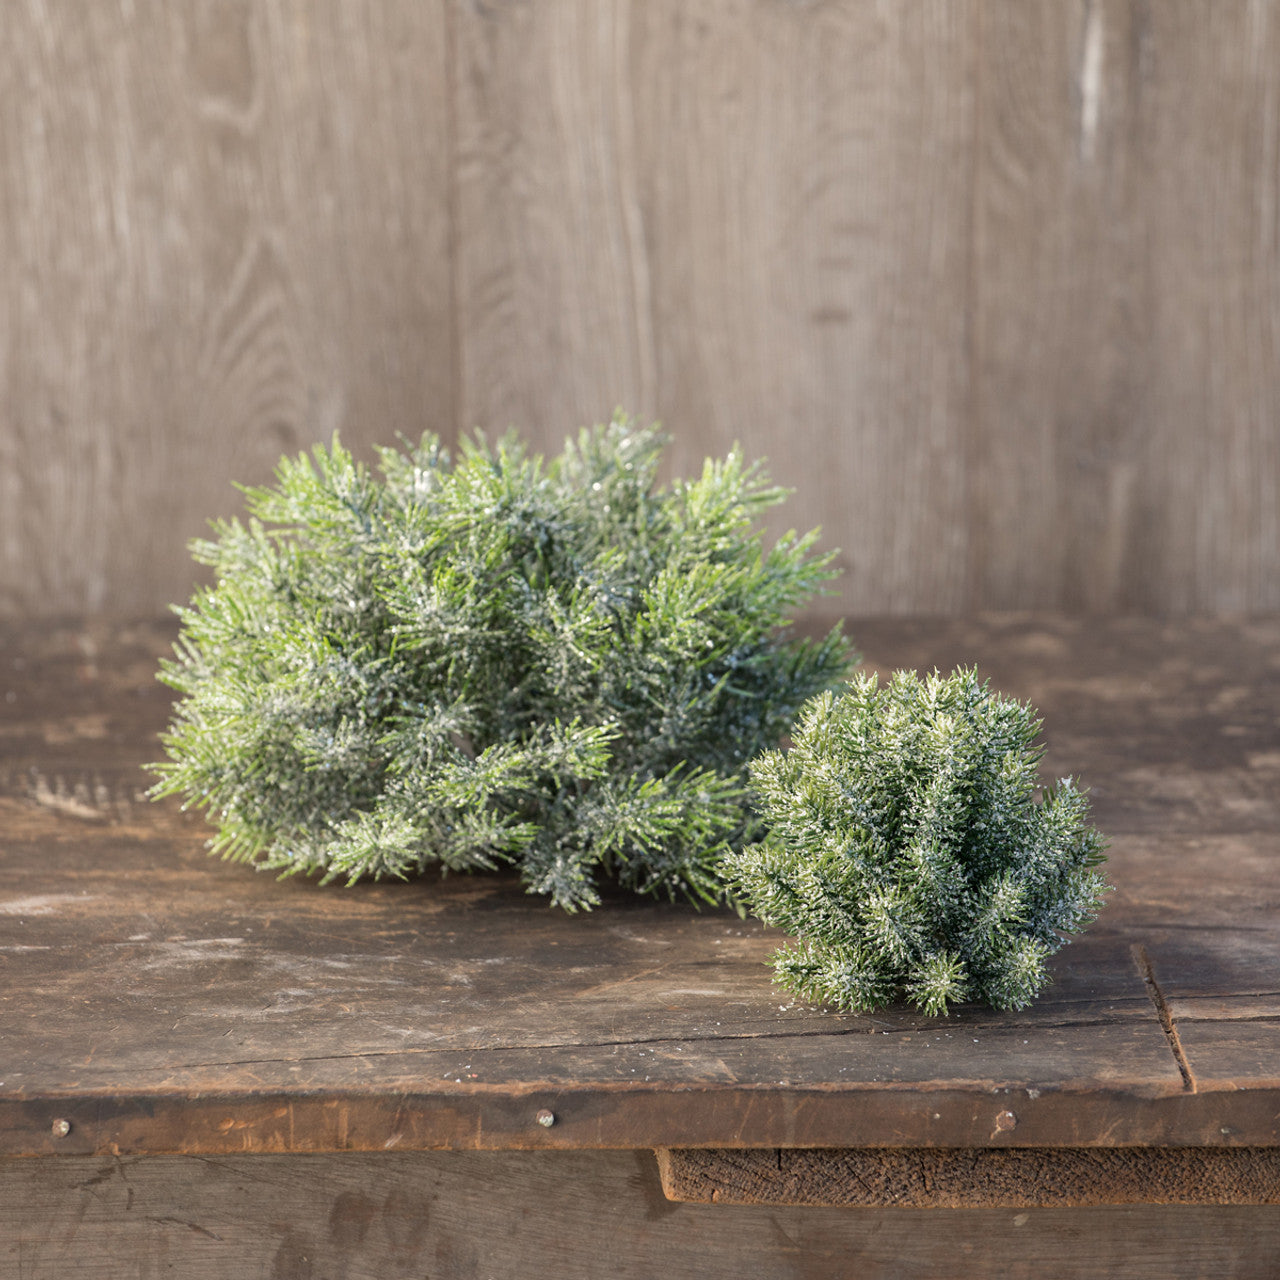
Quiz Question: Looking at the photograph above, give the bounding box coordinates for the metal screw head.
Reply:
[535,1109,556,1128]
[51,1118,72,1138]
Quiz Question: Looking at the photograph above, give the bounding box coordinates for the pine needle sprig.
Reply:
[723,667,1109,1015]
[150,413,852,910]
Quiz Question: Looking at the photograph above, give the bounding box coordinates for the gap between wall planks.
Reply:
[3,1,1279,619]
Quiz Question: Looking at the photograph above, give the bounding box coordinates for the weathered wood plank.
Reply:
[970,0,1280,614]
[3,616,1279,1158]
[19,1079,1279,1162]
[7,6,1280,620]
[0,811,1164,1088]
[628,0,975,612]
[658,1145,1280,1208]
[452,0,976,618]
[0,2,454,619]
[451,0,658,434]
[1171,997,1280,1023]
[2,823,1199,1152]
[1135,1,1280,614]
[1173,1021,1280,1096]
[969,0,1152,611]
[5,1151,1280,1280]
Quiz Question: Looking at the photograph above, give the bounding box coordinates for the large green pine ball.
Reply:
[149,416,852,911]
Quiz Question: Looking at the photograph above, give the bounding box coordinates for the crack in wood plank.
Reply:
[24,1013,1167,1085]
[1133,944,1197,1092]
[143,1215,223,1241]
[50,1013,1163,1079]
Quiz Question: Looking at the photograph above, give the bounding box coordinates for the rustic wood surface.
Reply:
[1,616,1277,1164]
[657,1145,1280,1209]
[5,2,1280,620]
[3,615,1279,1274]
[4,1150,1278,1280]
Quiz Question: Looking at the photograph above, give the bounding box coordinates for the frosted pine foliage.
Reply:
[725,668,1109,1015]
[149,415,851,911]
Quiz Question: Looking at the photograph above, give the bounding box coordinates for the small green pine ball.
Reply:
[148,414,852,911]
[724,667,1109,1015]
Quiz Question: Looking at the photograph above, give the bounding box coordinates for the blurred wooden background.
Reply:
[2,0,1278,619]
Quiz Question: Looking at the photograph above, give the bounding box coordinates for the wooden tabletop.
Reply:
[2,616,1277,1160]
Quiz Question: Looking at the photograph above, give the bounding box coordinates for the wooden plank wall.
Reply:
[3,1,1278,620]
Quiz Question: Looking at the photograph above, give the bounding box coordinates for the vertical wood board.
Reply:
[630,0,975,612]
[451,0,658,436]
[971,0,1280,612]
[0,0,454,618]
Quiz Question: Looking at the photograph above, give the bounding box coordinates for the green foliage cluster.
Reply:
[150,415,851,911]
[723,668,1109,1015]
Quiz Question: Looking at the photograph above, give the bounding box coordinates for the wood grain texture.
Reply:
[969,0,1151,611]
[5,2,1280,618]
[5,1151,1279,1280]
[3,616,1279,1160]
[451,0,658,437]
[0,0,454,619]
[970,0,1280,613]
[451,0,975,610]
[635,1,976,612]
[658,1145,1280,1208]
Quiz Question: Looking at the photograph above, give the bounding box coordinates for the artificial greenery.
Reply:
[723,668,1109,1015]
[149,414,851,911]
